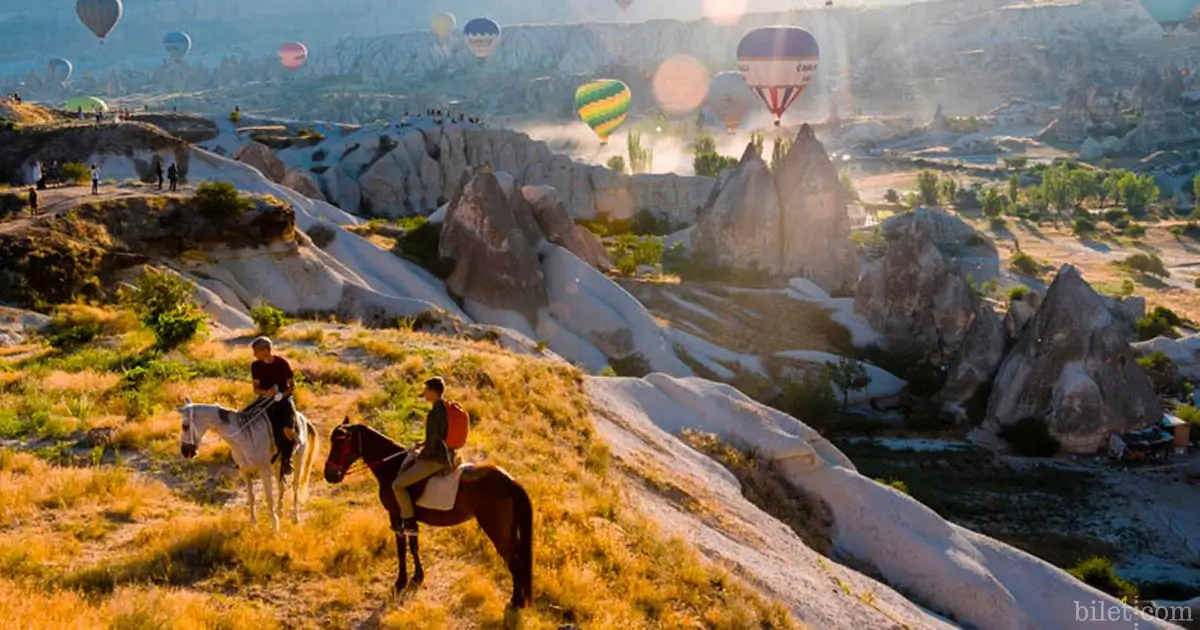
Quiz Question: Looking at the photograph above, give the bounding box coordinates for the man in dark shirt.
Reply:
[392,377,454,536]
[155,162,164,190]
[250,336,297,478]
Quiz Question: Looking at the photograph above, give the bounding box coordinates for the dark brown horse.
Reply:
[323,419,533,608]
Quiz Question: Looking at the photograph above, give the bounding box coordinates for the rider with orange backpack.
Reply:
[392,376,469,536]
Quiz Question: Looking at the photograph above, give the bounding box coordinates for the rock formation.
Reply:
[521,185,612,270]
[984,265,1161,453]
[235,142,288,183]
[439,169,547,324]
[692,126,857,293]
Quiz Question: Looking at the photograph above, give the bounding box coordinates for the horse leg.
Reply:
[408,533,424,585]
[291,442,303,524]
[262,471,279,532]
[392,531,409,595]
[477,507,521,608]
[246,475,257,525]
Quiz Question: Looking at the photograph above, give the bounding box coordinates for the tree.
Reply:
[839,172,859,202]
[193,181,254,221]
[750,131,765,158]
[1007,173,1020,205]
[628,130,653,174]
[1103,169,1128,207]
[916,170,939,206]
[939,178,958,206]
[1119,172,1159,215]
[824,357,871,410]
[606,155,626,173]
[1003,156,1028,170]
[692,133,738,178]
[884,188,900,204]
[1069,169,1100,207]
[979,187,1005,218]
[121,267,206,350]
[770,136,793,171]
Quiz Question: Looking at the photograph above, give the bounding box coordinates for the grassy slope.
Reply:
[0,307,798,630]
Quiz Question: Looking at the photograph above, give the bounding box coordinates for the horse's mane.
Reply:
[348,423,406,454]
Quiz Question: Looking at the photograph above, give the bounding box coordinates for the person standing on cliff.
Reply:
[90,164,100,195]
[155,162,164,190]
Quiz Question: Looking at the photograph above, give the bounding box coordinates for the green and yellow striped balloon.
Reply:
[575,79,631,143]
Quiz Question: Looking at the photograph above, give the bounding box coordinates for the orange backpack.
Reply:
[444,400,469,450]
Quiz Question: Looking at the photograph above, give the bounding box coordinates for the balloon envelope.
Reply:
[1140,0,1200,25]
[47,58,73,86]
[463,17,501,59]
[575,79,631,142]
[163,31,192,60]
[76,0,123,40]
[736,26,820,124]
[64,96,108,112]
[431,13,456,40]
[707,71,752,132]
[279,42,308,71]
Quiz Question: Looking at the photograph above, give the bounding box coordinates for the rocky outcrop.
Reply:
[281,169,324,200]
[1002,291,1041,342]
[692,127,856,293]
[938,303,1006,422]
[439,169,547,323]
[984,265,1161,454]
[522,185,611,270]
[692,144,783,274]
[317,165,361,211]
[235,142,288,183]
[1133,334,1200,384]
[881,208,990,255]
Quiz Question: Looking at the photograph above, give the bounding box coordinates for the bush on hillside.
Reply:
[0,192,25,219]
[1121,253,1169,278]
[120,268,205,350]
[608,353,650,378]
[606,155,626,173]
[998,416,1062,457]
[1010,252,1040,276]
[1137,305,1183,341]
[400,220,454,278]
[1124,224,1147,238]
[250,302,289,336]
[1072,216,1097,235]
[1008,286,1029,302]
[1174,404,1200,428]
[629,209,673,236]
[60,162,91,185]
[305,223,336,249]
[1067,557,1138,601]
[193,181,254,222]
[692,133,739,178]
[781,369,838,425]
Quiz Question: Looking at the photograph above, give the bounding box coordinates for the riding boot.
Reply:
[278,437,295,477]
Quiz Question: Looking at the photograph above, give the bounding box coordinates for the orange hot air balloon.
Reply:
[279,42,308,71]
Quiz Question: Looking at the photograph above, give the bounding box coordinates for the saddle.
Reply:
[402,451,472,511]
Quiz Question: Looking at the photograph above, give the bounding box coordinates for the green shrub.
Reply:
[609,353,650,378]
[1170,222,1200,240]
[1124,224,1146,238]
[1121,253,1169,278]
[120,268,205,350]
[884,189,900,204]
[1072,216,1097,235]
[399,220,454,278]
[192,181,254,221]
[1009,252,1040,276]
[250,302,289,336]
[1136,350,1173,372]
[629,209,673,236]
[47,322,100,351]
[1008,286,1029,302]
[1067,557,1138,601]
[781,370,838,424]
[1174,404,1200,427]
[60,162,91,184]
[606,155,626,173]
[876,479,909,495]
[998,416,1062,457]
[616,256,638,276]
[306,223,336,248]
[692,133,738,178]
[1138,315,1176,341]
[989,216,1008,231]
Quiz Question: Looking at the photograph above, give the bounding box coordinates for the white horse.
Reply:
[177,397,318,530]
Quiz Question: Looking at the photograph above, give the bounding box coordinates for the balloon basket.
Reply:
[774,120,780,127]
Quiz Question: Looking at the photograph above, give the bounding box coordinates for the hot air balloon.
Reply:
[47,58,73,86]
[736,26,820,126]
[64,96,108,113]
[76,0,123,42]
[1140,0,1200,28]
[463,17,501,59]
[707,71,752,133]
[163,31,192,61]
[431,13,456,40]
[616,0,633,8]
[279,42,308,72]
[575,79,631,145]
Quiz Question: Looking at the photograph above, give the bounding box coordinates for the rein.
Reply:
[183,405,268,449]
[329,427,407,478]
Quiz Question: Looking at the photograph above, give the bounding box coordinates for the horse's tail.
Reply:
[299,419,318,501]
[511,478,534,606]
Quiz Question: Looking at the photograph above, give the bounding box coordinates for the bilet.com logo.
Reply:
[1075,597,1193,627]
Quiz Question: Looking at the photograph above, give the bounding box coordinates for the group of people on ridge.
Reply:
[248,337,454,537]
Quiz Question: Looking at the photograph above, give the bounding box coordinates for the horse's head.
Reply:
[324,418,360,484]
[176,397,218,459]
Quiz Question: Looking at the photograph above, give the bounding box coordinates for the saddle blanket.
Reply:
[417,464,473,511]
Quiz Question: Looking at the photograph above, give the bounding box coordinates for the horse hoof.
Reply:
[392,582,408,598]
[411,572,424,586]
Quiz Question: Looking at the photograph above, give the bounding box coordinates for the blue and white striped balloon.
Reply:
[47,58,73,86]
[163,31,192,61]
[736,26,820,126]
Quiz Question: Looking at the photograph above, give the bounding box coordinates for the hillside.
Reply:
[0,314,905,629]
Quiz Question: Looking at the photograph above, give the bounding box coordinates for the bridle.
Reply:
[326,425,406,478]
[181,404,267,450]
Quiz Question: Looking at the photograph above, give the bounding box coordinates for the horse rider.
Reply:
[393,377,454,536]
[250,336,297,478]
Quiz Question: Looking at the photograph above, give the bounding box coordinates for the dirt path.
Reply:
[0,183,193,235]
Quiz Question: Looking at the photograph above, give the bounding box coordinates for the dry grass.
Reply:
[0,316,799,629]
